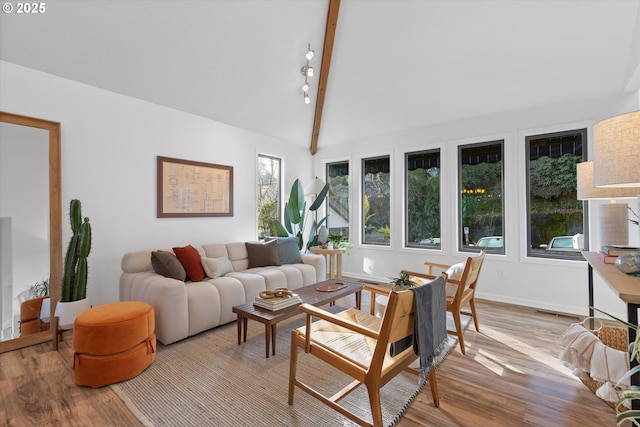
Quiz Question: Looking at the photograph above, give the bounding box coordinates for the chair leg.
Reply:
[367,386,383,427]
[452,310,466,355]
[428,367,439,408]
[469,298,480,331]
[288,331,299,405]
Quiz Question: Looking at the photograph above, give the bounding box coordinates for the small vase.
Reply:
[55,297,91,330]
[615,253,640,276]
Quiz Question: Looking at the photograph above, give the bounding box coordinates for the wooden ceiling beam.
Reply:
[310,0,340,155]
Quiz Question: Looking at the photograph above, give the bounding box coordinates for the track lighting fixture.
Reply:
[306,47,315,61]
[301,43,315,104]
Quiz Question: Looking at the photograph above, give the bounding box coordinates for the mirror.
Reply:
[0,112,61,353]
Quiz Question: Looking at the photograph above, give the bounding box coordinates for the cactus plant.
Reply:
[61,199,92,302]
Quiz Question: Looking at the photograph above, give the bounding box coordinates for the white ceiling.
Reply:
[1,0,639,152]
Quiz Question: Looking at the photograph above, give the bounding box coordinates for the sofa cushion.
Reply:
[266,237,302,265]
[173,245,206,282]
[245,240,280,268]
[151,251,187,281]
[201,257,234,279]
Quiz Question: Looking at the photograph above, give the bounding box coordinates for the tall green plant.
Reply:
[61,199,92,302]
[272,179,330,251]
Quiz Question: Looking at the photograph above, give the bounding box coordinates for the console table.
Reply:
[583,251,640,405]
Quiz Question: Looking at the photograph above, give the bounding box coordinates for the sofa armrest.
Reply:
[301,253,326,282]
[119,272,189,345]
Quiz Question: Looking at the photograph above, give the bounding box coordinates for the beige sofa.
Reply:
[120,241,326,344]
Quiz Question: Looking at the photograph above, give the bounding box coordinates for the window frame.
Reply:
[361,155,391,246]
[457,140,505,254]
[404,148,441,249]
[524,128,587,261]
[325,160,350,239]
[256,154,282,240]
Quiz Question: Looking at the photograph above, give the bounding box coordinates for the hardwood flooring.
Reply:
[0,298,620,426]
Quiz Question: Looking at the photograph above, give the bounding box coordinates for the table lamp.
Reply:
[593,110,640,244]
[577,161,640,246]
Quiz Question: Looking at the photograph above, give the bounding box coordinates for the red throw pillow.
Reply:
[173,245,206,282]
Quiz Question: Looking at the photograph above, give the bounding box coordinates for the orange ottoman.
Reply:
[73,301,156,387]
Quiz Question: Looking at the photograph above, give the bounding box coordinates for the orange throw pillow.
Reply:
[173,245,206,282]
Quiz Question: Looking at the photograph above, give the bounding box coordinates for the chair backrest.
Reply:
[368,289,416,372]
[448,250,485,301]
[463,250,485,291]
[371,274,447,373]
[19,296,46,322]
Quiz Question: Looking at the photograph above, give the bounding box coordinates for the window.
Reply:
[326,161,349,238]
[405,149,441,248]
[257,154,281,239]
[526,129,586,259]
[459,141,504,253]
[362,156,390,245]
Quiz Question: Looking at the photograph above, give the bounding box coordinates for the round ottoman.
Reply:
[72,301,156,387]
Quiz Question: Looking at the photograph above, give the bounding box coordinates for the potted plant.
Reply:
[327,233,353,255]
[389,272,417,290]
[273,179,330,251]
[55,199,92,329]
[15,276,50,303]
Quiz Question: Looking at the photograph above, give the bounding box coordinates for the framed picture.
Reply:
[157,156,233,218]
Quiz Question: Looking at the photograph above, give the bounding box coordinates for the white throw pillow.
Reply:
[201,257,234,279]
[445,262,465,281]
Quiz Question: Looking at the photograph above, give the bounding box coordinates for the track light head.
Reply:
[301,66,314,77]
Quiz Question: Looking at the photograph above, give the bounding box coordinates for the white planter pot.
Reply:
[55,298,91,330]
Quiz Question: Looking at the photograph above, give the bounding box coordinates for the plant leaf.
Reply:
[309,183,330,211]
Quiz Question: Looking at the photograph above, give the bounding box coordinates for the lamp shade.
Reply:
[577,162,640,200]
[593,110,640,188]
[304,177,326,195]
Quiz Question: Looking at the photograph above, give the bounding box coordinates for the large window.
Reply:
[459,141,504,253]
[362,156,390,245]
[326,161,349,238]
[405,149,441,248]
[257,154,281,239]
[526,129,586,259]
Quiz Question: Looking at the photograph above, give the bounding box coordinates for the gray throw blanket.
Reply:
[410,275,447,384]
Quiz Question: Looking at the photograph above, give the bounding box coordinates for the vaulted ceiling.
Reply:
[1,0,639,154]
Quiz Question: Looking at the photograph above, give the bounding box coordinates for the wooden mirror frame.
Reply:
[0,112,61,353]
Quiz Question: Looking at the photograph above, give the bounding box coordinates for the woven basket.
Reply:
[579,317,628,409]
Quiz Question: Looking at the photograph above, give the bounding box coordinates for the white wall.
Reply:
[1,59,636,320]
[312,93,640,319]
[0,61,313,306]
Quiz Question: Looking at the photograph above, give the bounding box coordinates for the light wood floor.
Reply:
[0,298,620,426]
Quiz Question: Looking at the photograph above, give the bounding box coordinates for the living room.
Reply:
[1,1,639,425]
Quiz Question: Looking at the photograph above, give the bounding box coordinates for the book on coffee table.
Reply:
[254,294,302,311]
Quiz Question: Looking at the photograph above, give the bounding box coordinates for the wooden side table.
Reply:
[309,246,346,279]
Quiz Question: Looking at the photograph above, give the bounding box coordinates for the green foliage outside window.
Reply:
[460,160,503,245]
[406,167,440,243]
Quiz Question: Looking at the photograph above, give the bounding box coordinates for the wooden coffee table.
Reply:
[232,279,363,358]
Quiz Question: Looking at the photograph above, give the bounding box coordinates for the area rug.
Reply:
[111,311,470,427]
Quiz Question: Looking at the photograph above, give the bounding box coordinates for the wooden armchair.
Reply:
[288,275,446,427]
[402,250,485,355]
